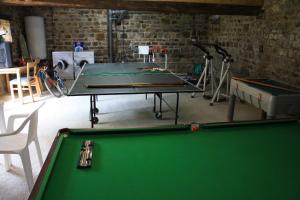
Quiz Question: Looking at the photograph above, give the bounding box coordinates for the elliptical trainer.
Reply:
[209,45,233,106]
[191,42,217,98]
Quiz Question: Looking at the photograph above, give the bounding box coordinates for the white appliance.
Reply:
[25,16,47,59]
[74,51,95,68]
[52,51,74,79]
[52,51,95,80]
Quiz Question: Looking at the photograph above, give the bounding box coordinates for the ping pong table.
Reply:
[68,63,202,127]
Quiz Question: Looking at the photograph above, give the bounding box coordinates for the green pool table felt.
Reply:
[36,122,300,200]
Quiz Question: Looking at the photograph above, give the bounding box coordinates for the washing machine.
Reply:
[74,51,94,68]
[52,51,75,80]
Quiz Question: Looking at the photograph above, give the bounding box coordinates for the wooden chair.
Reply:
[10,61,42,102]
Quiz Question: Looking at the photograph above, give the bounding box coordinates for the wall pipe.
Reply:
[107,9,114,63]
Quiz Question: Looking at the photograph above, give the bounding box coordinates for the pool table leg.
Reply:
[227,94,236,122]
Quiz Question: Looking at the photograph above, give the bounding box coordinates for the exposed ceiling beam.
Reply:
[0,0,264,15]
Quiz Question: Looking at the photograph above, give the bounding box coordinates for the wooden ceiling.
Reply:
[0,0,264,15]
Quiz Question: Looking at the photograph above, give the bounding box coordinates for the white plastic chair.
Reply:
[0,102,45,191]
[0,102,11,171]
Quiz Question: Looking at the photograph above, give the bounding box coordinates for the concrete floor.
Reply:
[0,88,262,200]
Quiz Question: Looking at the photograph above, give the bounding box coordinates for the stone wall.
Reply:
[206,0,300,86]
[0,7,208,94]
[19,8,207,72]
[50,8,108,62]
[114,12,208,72]
[1,0,299,95]
[41,9,207,72]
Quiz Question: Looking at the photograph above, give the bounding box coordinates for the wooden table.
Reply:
[0,66,27,103]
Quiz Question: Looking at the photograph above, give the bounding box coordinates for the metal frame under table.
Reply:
[69,63,201,128]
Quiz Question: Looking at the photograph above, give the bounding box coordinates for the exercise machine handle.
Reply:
[214,45,228,56]
[192,42,213,59]
[214,45,233,62]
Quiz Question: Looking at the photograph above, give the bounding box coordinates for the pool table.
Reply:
[228,78,300,121]
[29,120,300,200]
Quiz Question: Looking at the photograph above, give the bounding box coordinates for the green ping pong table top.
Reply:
[68,63,201,96]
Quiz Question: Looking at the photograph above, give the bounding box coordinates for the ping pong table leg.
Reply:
[93,95,97,114]
[159,93,162,118]
[153,93,156,112]
[90,95,99,128]
[175,93,179,125]
[90,95,94,128]
[153,93,163,120]
[153,93,163,119]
